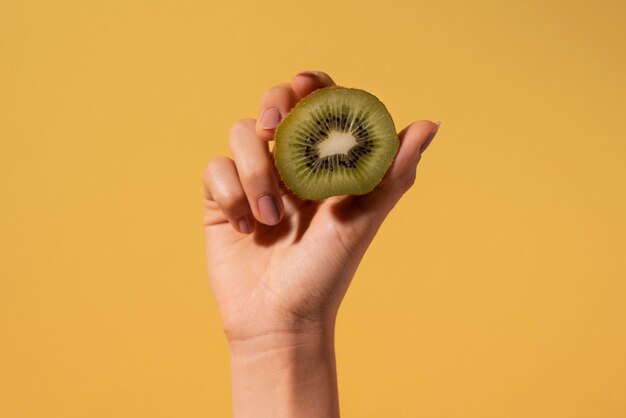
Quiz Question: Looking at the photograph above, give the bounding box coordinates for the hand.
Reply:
[204,71,439,342]
[203,71,439,417]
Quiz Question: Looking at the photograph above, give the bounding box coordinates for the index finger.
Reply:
[255,71,336,141]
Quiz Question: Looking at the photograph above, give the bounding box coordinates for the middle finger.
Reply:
[229,119,284,226]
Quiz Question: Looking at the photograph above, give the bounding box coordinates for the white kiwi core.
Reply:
[317,131,358,158]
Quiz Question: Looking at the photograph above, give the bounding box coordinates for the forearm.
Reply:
[229,327,339,418]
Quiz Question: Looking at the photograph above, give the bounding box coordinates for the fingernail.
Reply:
[420,121,441,152]
[260,107,282,130]
[258,194,280,225]
[296,71,320,78]
[238,215,253,234]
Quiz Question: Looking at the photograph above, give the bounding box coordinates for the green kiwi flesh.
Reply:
[274,87,399,201]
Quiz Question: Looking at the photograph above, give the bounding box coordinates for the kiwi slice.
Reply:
[274,87,399,201]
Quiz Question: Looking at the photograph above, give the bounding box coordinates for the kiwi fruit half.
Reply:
[274,87,399,201]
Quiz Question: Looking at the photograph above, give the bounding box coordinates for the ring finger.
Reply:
[229,119,284,225]
[203,156,255,234]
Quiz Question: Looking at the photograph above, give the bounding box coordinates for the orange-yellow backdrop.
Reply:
[1,1,625,417]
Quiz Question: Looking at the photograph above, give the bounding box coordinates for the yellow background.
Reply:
[1,0,625,417]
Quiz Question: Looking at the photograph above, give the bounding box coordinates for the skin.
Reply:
[203,71,440,418]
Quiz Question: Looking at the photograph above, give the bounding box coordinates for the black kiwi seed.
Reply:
[275,87,399,200]
[295,117,382,173]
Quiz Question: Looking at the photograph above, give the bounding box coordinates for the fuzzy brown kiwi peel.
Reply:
[274,87,399,201]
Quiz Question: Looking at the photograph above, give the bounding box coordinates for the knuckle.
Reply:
[261,84,291,102]
[204,156,229,179]
[239,164,273,184]
[218,193,245,213]
[263,83,290,97]
[229,119,255,139]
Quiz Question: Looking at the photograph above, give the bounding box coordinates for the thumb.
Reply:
[358,120,440,213]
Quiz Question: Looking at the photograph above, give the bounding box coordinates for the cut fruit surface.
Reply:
[274,87,399,201]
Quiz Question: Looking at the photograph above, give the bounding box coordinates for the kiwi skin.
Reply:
[274,86,399,201]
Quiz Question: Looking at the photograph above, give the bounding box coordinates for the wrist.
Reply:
[224,305,337,354]
[229,324,339,418]
[228,320,334,357]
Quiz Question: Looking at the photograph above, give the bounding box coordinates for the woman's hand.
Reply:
[203,71,439,417]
